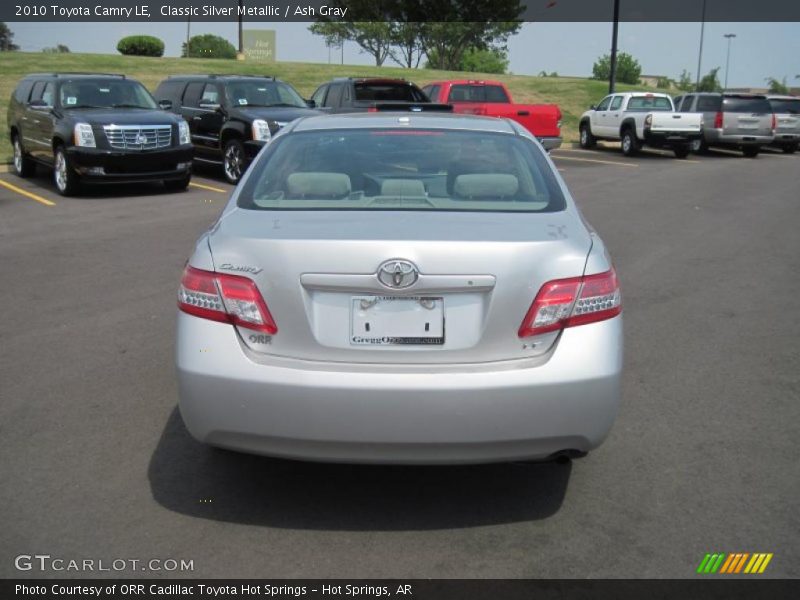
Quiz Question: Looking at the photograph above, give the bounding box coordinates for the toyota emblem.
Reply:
[377,259,419,289]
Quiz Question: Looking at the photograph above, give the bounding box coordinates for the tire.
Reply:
[782,143,798,154]
[673,145,691,159]
[53,145,81,196]
[620,129,640,156]
[164,174,191,192]
[742,146,759,158]
[12,134,36,177]
[691,138,709,154]
[579,122,596,149]
[222,138,246,184]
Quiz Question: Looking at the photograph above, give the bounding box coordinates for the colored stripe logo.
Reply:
[697,553,773,574]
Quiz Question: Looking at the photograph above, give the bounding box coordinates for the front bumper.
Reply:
[538,136,562,151]
[175,313,623,464]
[67,144,194,183]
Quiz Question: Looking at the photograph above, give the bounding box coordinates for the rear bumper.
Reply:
[644,129,701,147]
[770,132,799,143]
[67,144,194,183]
[538,136,562,151]
[704,130,774,147]
[175,313,623,464]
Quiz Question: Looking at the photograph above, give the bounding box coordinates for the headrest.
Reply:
[286,172,351,198]
[453,174,519,199]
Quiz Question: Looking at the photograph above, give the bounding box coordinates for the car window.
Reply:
[310,85,328,106]
[609,96,623,110]
[696,96,722,112]
[484,86,510,103]
[722,96,771,114]
[626,96,673,111]
[677,96,694,111]
[596,96,612,111]
[13,80,34,103]
[325,83,343,107]
[182,82,206,108]
[41,82,55,106]
[355,82,424,102]
[422,85,440,101]
[768,98,800,114]
[29,81,47,103]
[447,85,508,103]
[199,84,220,105]
[154,80,183,105]
[58,79,157,109]
[224,80,306,108]
[238,129,566,214]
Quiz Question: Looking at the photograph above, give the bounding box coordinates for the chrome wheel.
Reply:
[224,142,243,183]
[691,138,702,153]
[13,139,23,173]
[580,128,588,146]
[622,134,631,154]
[54,150,68,193]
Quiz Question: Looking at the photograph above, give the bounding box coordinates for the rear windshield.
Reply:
[353,83,427,103]
[625,96,673,111]
[238,129,566,213]
[768,98,800,114]
[723,96,771,113]
[58,79,156,110]
[448,85,510,103]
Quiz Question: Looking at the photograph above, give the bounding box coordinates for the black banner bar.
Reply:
[3,0,800,23]
[3,579,800,600]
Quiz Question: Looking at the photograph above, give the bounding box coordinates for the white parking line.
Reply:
[551,155,638,168]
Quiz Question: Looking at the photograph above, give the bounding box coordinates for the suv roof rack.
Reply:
[27,72,126,79]
[333,77,407,82]
[168,74,275,80]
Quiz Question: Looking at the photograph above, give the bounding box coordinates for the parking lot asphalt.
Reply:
[1,146,798,579]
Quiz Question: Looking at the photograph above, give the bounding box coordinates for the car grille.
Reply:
[103,125,172,150]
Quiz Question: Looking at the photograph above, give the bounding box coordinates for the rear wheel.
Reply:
[164,174,191,192]
[579,122,596,149]
[691,138,709,154]
[53,145,80,196]
[742,146,759,158]
[222,139,245,184]
[782,143,798,154]
[673,144,691,159]
[620,129,640,156]
[12,134,36,177]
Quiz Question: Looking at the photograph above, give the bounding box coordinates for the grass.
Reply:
[0,51,642,163]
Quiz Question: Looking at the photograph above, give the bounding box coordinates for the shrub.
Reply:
[182,34,237,59]
[117,35,164,57]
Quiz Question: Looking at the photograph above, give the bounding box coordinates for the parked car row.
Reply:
[579,91,799,159]
[7,72,565,195]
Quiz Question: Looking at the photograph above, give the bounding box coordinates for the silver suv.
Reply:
[674,93,774,157]
[766,95,799,154]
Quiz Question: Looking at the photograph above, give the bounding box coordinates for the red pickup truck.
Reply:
[422,80,562,150]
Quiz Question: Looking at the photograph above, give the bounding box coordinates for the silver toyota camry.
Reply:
[175,113,623,464]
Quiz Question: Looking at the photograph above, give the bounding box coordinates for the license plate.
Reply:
[350,296,444,345]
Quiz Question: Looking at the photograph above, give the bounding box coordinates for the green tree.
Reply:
[459,48,509,74]
[387,22,425,69]
[592,52,642,85]
[676,70,694,92]
[765,77,789,94]
[310,21,394,66]
[656,77,672,89]
[182,34,236,59]
[419,20,521,71]
[117,35,165,57]
[697,67,722,92]
[0,22,19,51]
[43,44,70,54]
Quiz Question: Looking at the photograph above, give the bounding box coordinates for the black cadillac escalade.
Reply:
[7,73,194,196]
[154,74,321,184]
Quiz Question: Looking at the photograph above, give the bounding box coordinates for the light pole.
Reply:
[695,0,707,90]
[608,0,620,93]
[723,33,736,90]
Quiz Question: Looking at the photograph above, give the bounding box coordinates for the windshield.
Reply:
[224,80,306,108]
[58,79,157,109]
[626,96,673,111]
[237,128,566,213]
[768,98,800,114]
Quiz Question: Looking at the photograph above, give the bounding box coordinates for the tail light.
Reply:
[644,114,653,127]
[714,111,723,129]
[178,266,277,334]
[518,269,621,337]
[367,107,378,113]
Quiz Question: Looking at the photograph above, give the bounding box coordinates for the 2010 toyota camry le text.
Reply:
[175,112,623,465]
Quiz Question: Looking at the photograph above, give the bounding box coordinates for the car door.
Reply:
[605,95,625,136]
[310,84,329,112]
[591,95,613,136]
[26,80,57,162]
[182,82,224,162]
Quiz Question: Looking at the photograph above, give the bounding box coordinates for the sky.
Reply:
[8,21,800,88]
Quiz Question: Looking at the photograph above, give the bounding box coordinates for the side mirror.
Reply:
[589,104,597,110]
[158,99,173,110]
[305,99,316,108]
[199,102,222,112]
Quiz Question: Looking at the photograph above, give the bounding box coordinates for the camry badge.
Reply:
[377,259,418,289]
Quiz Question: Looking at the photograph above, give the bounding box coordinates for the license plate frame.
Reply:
[350,295,445,346]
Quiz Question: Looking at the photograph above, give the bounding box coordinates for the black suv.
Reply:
[310,77,448,113]
[154,75,321,184]
[7,73,194,195]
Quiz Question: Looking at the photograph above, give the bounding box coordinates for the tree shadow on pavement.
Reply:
[148,408,573,531]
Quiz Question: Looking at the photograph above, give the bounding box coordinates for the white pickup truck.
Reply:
[579,92,703,158]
